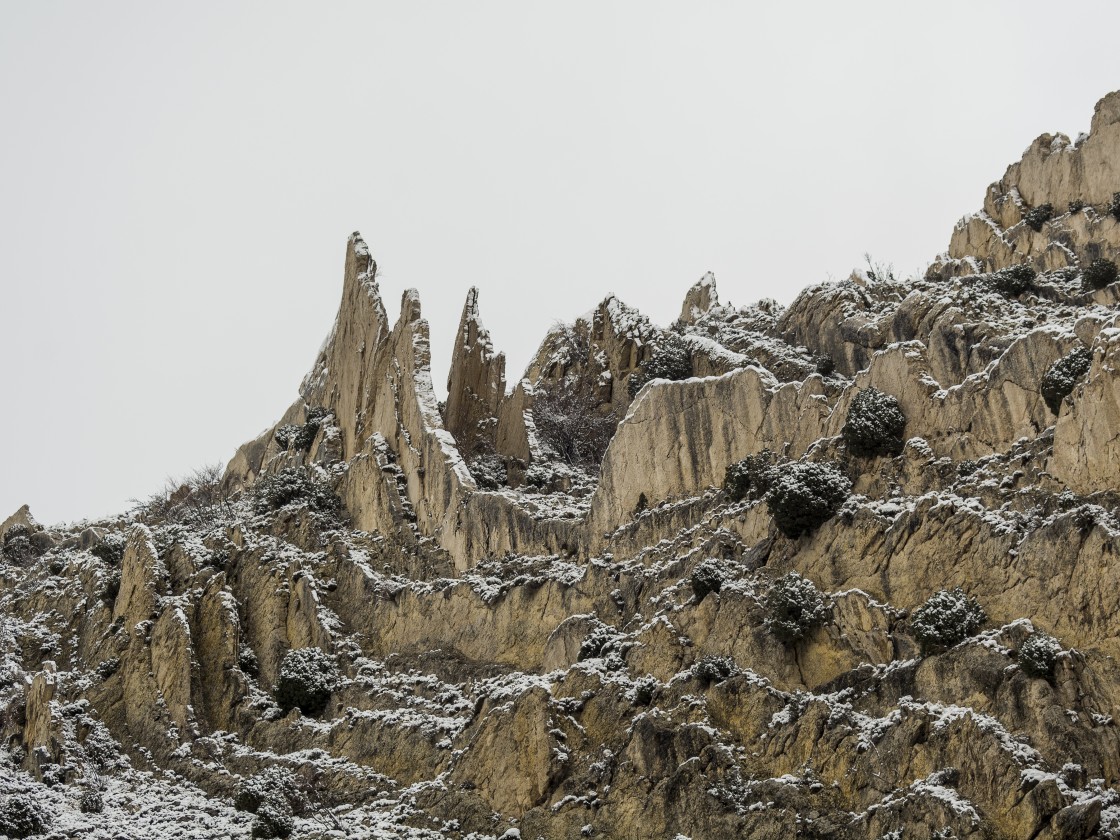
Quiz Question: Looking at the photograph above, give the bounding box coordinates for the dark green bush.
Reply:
[100,570,121,604]
[691,559,726,602]
[91,532,126,565]
[239,645,260,679]
[814,354,835,377]
[251,798,294,839]
[910,588,986,654]
[79,790,104,814]
[1040,348,1092,415]
[275,407,330,452]
[723,450,776,502]
[628,332,693,397]
[766,573,828,642]
[1110,192,1120,221]
[1068,199,1085,214]
[275,647,339,717]
[1083,258,1119,291]
[2,525,40,565]
[989,264,1037,297]
[1019,631,1061,679]
[631,675,658,706]
[0,797,46,838]
[1023,203,1054,232]
[842,388,907,458]
[235,766,309,816]
[634,493,648,515]
[766,461,851,539]
[252,467,343,518]
[694,655,737,685]
[468,454,508,490]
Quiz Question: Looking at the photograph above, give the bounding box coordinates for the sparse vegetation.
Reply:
[911,588,986,654]
[766,461,851,539]
[1024,202,1054,232]
[1,525,39,565]
[275,406,331,452]
[766,573,828,642]
[691,559,726,602]
[631,675,658,706]
[468,453,508,490]
[1019,630,1061,679]
[1040,347,1092,415]
[723,450,777,502]
[842,388,906,458]
[91,532,126,565]
[1068,199,1085,214]
[235,766,309,816]
[275,647,339,717]
[1083,257,1118,291]
[534,386,618,468]
[131,463,231,524]
[1110,192,1120,221]
[814,354,835,377]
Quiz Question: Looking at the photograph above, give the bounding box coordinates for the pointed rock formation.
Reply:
[679,271,719,323]
[444,287,506,460]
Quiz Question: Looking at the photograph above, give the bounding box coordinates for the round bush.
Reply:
[694,655,737,685]
[766,462,851,539]
[1083,258,1119,292]
[0,797,46,839]
[1019,631,1062,679]
[766,573,828,642]
[723,451,776,502]
[1024,202,1054,232]
[910,588,986,654]
[842,388,907,458]
[1040,348,1092,416]
[79,790,104,814]
[1068,199,1086,214]
[275,648,339,717]
[251,798,294,839]
[691,559,726,602]
[814,354,836,377]
[631,675,658,706]
[235,766,308,815]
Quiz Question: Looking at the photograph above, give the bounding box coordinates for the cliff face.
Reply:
[4,92,1120,839]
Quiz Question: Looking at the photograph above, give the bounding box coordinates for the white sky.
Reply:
[2,2,1118,525]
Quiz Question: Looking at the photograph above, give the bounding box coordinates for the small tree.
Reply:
[766,573,828,642]
[253,467,343,518]
[989,264,1037,297]
[842,388,907,458]
[1068,199,1086,214]
[275,648,339,717]
[0,797,46,839]
[533,386,618,468]
[691,559,726,602]
[723,450,777,502]
[1040,348,1092,415]
[236,766,309,815]
[251,798,294,839]
[1083,258,1119,292]
[910,588,986,654]
[766,462,851,539]
[1019,631,1062,680]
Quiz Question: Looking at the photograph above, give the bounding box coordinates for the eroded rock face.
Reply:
[6,91,1120,839]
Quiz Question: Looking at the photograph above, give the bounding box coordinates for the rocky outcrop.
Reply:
[444,287,505,461]
[680,271,718,323]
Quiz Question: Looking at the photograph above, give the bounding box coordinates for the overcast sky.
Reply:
[2,2,1118,525]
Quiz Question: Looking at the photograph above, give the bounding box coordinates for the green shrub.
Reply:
[694,655,737,685]
[1024,203,1054,232]
[239,645,260,679]
[989,264,1037,297]
[814,354,836,377]
[1068,199,1085,214]
[723,450,776,502]
[275,647,339,717]
[1019,631,1061,679]
[691,559,726,602]
[275,407,330,452]
[766,461,851,539]
[628,332,693,397]
[79,790,104,814]
[842,388,906,458]
[252,467,343,518]
[634,493,648,515]
[910,588,986,654]
[1110,192,1120,221]
[251,798,294,839]
[235,766,309,815]
[1083,258,1119,291]
[766,573,828,642]
[1040,348,1092,415]
[468,454,508,490]
[91,532,126,565]
[100,570,121,604]
[0,797,46,838]
[2,525,39,565]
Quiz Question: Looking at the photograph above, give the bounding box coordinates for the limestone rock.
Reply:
[444,287,506,460]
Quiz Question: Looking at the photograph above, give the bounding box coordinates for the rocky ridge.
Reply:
[3,92,1120,839]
